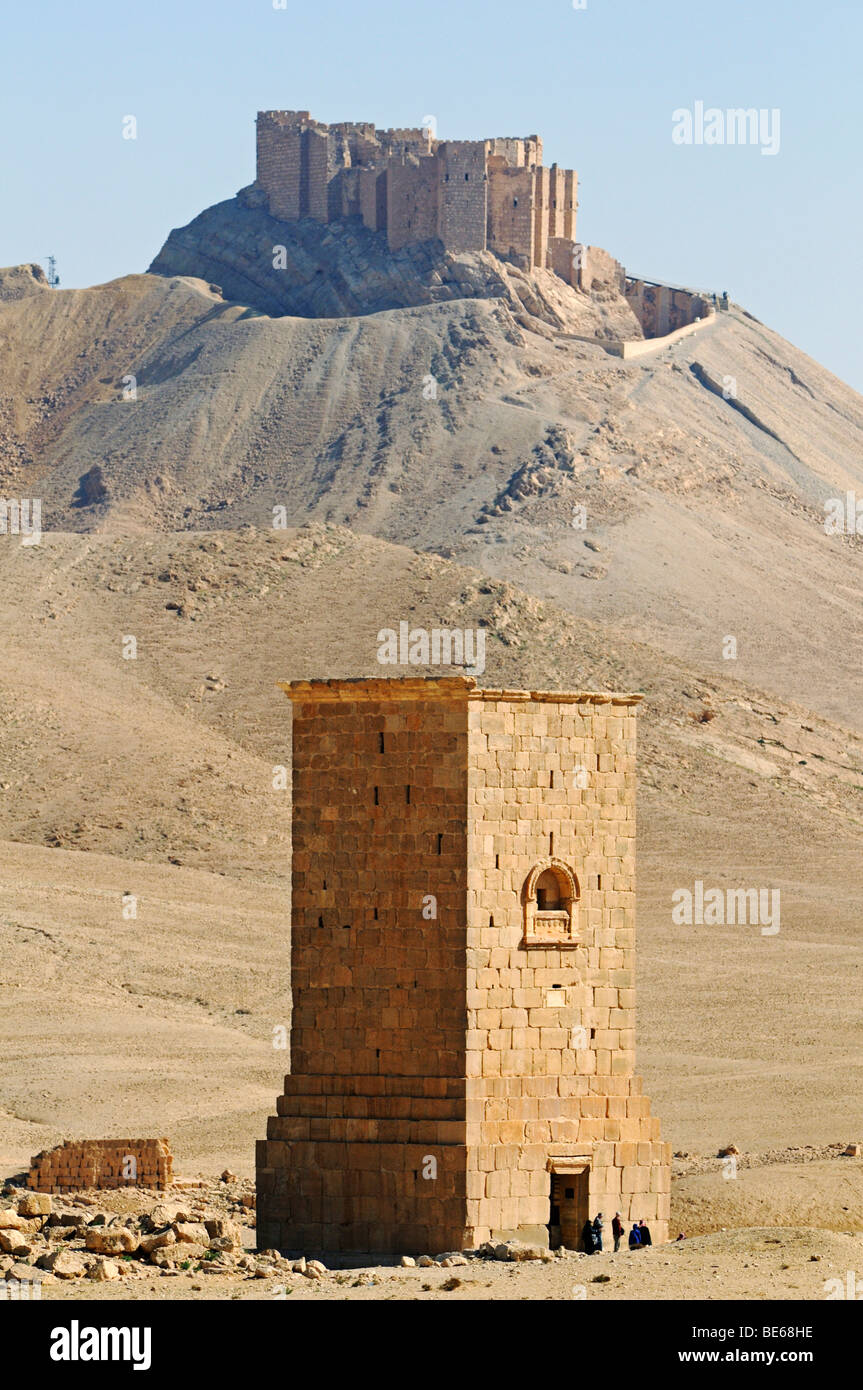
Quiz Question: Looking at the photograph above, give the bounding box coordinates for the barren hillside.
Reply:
[2,261,863,734]
[1,237,862,1187]
[1,526,861,1179]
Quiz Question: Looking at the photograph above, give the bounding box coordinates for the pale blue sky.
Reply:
[3,0,861,388]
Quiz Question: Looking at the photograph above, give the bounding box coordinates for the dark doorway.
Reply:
[548,1167,590,1250]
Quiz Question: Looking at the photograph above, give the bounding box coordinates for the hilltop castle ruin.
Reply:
[256,677,671,1255]
[255,109,581,277]
[253,110,716,334]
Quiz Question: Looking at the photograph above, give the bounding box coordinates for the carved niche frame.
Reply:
[521,859,580,948]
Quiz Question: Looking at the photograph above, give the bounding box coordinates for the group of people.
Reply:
[580,1212,653,1254]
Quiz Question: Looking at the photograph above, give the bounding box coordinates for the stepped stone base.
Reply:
[257,1071,669,1254]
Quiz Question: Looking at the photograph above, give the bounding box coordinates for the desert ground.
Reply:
[2,257,862,1299]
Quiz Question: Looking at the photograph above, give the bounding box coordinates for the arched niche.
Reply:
[522,859,580,947]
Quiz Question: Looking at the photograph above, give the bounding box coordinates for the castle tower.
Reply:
[256,677,670,1255]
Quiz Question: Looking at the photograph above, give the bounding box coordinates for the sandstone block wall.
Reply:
[253,111,577,270]
[28,1139,173,1192]
[487,163,536,266]
[464,693,668,1245]
[257,678,670,1255]
[287,683,469,1077]
[387,157,440,252]
[625,278,712,336]
[437,141,490,255]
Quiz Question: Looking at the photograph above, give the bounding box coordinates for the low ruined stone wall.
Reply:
[625,278,712,338]
[27,1139,173,1192]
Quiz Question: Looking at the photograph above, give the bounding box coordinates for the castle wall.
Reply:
[306,128,329,223]
[578,245,627,295]
[548,236,578,287]
[487,165,536,266]
[437,141,489,254]
[254,112,578,272]
[386,157,440,251]
[489,137,527,167]
[548,165,567,241]
[256,113,304,221]
[533,166,551,269]
[625,279,711,337]
[359,166,387,233]
[563,169,577,240]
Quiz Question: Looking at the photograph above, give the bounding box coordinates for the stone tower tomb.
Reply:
[256,676,670,1254]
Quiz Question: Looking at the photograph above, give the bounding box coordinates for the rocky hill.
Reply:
[2,231,863,1182]
[148,190,641,333]
[2,258,863,731]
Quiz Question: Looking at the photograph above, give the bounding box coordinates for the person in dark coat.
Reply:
[628,1222,642,1250]
[581,1218,596,1254]
[592,1212,604,1253]
[612,1212,624,1252]
[638,1219,652,1247]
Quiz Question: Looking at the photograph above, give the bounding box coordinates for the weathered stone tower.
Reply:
[256,676,670,1254]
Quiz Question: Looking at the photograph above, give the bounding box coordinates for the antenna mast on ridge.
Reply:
[45,256,60,288]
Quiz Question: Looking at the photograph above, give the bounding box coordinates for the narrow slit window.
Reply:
[437,833,443,855]
[374,786,379,805]
[379,731,385,753]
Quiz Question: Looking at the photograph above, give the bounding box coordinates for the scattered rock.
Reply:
[204,1217,240,1245]
[400,1255,416,1267]
[146,1204,179,1229]
[173,1221,210,1245]
[47,1226,78,1243]
[0,1209,26,1231]
[18,1194,52,1217]
[85,1227,139,1255]
[88,1259,121,1281]
[38,1248,88,1279]
[48,1211,88,1229]
[0,1230,31,1256]
[139,1229,176,1253]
